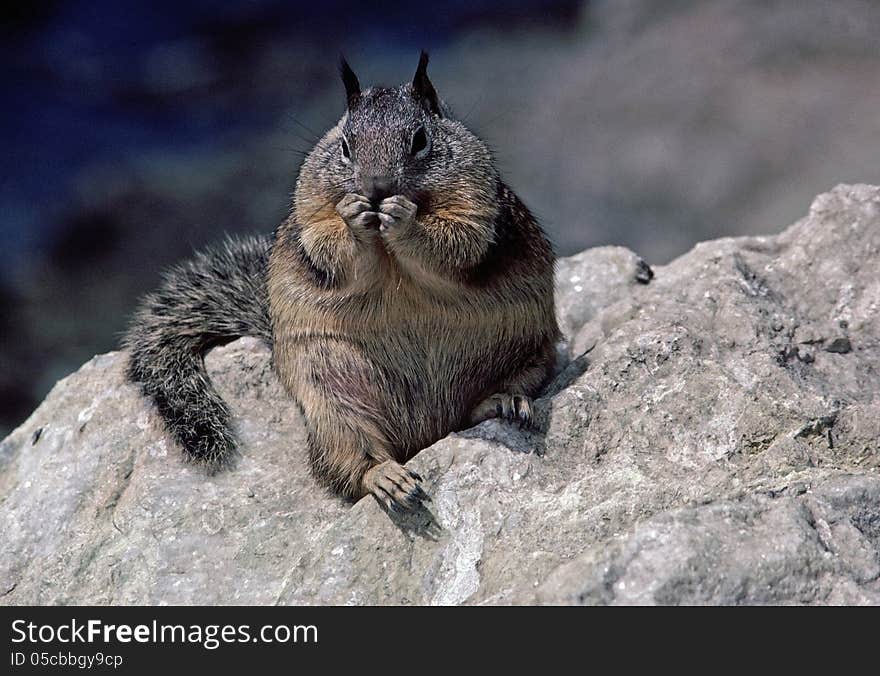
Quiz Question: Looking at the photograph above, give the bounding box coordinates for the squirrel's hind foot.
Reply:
[363,460,429,512]
[469,393,533,429]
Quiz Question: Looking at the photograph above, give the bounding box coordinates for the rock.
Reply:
[2,184,879,605]
[536,474,880,605]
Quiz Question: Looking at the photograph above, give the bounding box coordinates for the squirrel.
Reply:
[124,53,560,511]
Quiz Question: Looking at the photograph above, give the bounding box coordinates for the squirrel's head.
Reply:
[300,52,494,211]
[338,52,444,204]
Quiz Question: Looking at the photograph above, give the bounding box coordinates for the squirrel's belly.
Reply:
[362,321,528,427]
[277,307,546,456]
[275,324,517,444]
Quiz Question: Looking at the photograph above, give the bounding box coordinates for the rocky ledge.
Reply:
[2,184,879,605]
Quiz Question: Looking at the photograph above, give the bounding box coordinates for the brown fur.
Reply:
[269,177,558,504]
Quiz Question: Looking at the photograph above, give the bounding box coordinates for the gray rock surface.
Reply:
[2,184,879,605]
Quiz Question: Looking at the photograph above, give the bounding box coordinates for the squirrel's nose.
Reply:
[362,175,394,203]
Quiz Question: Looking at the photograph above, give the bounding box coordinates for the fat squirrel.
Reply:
[124,53,560,511]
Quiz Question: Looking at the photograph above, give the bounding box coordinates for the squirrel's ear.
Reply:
[339,56,360,108]
[412,51,442,117]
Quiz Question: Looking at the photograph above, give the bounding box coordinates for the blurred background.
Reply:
[2,0,880,436]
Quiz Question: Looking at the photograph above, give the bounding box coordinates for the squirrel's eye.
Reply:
[341,138,351,161]
[410,126,428,156]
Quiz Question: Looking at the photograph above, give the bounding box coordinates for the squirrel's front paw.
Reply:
[336,193,379,235]
[377,195,417,233]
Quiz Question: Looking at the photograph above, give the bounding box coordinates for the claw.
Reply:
[379,489,399,513]
[481,393,534,430]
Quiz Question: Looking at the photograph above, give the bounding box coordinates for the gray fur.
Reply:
[123,235,271,468]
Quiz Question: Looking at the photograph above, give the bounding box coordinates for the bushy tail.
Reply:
[123,235,272,469]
